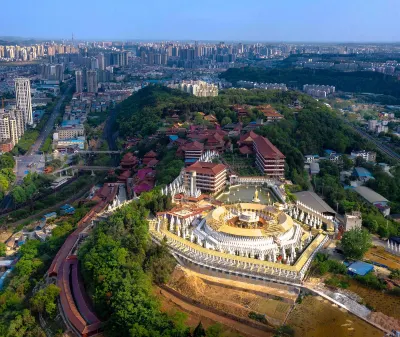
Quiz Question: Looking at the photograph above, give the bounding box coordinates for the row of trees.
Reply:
[0,153,16,199]
[78,191,189,337]
[220,67,400,99]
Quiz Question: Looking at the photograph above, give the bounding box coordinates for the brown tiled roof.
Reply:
[239,145,253,155]
[254,136,285,159]
[185,161,227,176]
[240,130,259,143]
[144,150,157,158]
[146,158,159,167]
[183,141,204,151]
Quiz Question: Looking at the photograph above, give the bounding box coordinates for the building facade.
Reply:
[253,137,285,178]
[14,78,33,125]
[75,70,83,93]
[87,70,98,93]
[184,162,227,194]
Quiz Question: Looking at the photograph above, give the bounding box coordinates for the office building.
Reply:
[14,78,33,125]
[75,70,83,93]
[87,70,98,93]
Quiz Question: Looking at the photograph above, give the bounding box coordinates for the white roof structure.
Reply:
[354,186,388,204]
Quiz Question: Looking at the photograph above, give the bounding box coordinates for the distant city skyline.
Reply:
[2,0,400,43]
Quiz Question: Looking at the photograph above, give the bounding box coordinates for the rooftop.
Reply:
[186,161,227,176]
[354,186,389,204]
[353,167,374,178]
[294,191,336,215]
[253,136,285,159]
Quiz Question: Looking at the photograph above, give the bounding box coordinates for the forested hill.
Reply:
[220,67,400,98]
[115,85,379,188]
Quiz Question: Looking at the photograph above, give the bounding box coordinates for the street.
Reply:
[28,83,73,155]
[14,83,73,183]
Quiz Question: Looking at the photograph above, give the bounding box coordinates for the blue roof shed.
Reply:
[347,261,374,276]
[352,167,374,179]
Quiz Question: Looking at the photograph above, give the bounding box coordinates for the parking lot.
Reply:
[15,154,46,182]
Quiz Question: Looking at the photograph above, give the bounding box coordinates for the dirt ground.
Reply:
[286,296,383,337]
[365,246,400,270]
[167,266,292,325]
[348,280,400,319]
[0,230,12,243]
[156,287,272,337]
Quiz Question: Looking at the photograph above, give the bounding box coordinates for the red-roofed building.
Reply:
[257,105,283,122]
[146,158,159,168]
[117,170,131,182]
[120,152,138,170]
[182,141,204,161]
[239,131,259,146]
[185,162,227,194]
[204,132,225,152]
[253,136,285,178]
[143,150,157,165]
[233,104,251,119]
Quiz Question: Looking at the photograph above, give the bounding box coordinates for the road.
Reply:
[344,121,400,163]
[13,84,73,184]
[28,83,73,155]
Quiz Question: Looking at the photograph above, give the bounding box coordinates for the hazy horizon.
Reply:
[2,0,400,43]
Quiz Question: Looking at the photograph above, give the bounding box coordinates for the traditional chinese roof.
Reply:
[185,161,227,176]
[182,141,204,151]
[253,136,285,159]
[144,150,157,158]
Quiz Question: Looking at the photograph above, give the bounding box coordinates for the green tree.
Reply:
[341,228,372,260]
[274,325,295,337]
[0,153,15,169]
[0,242,6,257]
[30,284,61,318]
[341,155,353,171]
[221,116,232,126]
[206,323,223,337]
[12,186,27,204]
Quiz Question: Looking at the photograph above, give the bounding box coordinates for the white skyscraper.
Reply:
[14,78,33,126]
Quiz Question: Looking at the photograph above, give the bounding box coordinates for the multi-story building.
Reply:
[97,53,105,70]
[14,78,33,125]
[87,70,98,93]
[185,162,227,194]
[303,84,335,98]
[168,80,218,97]
[253,136,285,178]
[75,70,83,93]
[0,108,24,150]
[182,141,204,164]
[56,125,85,139]
[350,150,376,163]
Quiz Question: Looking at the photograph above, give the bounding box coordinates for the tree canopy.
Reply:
[341,228,372,260]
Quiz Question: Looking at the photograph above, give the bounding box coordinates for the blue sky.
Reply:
[2,0,400,42]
